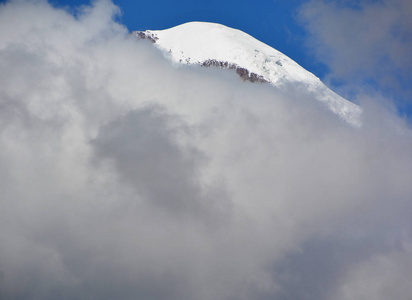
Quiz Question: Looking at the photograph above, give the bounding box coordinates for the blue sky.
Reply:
[54,0,412,118]
[3,0,412,117]
[49,0,316,74]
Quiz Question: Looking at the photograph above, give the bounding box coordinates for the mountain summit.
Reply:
[133,22,361,126]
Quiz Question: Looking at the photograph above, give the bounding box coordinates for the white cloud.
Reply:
[334,243,412,300]
[0,0,412,299]
[299,0,412,103]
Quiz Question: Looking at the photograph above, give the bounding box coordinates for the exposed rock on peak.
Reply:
[132,22,362,126]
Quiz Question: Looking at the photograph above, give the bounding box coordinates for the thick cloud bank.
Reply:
[1,1,412,299]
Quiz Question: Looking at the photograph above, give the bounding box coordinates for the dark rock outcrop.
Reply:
[132,33,268,83]
[134,31,158,43]
[201,59,268,83]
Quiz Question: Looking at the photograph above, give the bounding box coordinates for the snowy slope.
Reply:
[133,22,362,126]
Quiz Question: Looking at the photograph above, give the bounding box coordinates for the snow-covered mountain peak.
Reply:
[133,22,362,126]
[135,22,317,85]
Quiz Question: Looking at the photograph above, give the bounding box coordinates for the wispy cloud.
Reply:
[0,1,411,299]
[299,0,412,109]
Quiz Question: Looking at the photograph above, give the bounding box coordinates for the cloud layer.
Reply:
[299,0,412,106]
[0,1,412,299]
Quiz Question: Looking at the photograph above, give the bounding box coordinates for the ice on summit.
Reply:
[133,22,362,126]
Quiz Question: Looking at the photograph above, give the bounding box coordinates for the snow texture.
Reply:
[133,22,362,126]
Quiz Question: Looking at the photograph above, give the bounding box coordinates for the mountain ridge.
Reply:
[132,22,362,126]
